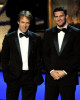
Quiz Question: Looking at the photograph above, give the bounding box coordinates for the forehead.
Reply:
[54,11,65,16]
[19,16,30,21]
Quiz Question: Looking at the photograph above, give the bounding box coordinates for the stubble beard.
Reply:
[58,19,66,28]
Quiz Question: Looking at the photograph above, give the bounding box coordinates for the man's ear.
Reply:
[66,14,68,19]
[17,21,19,25]
[54,17,56,21]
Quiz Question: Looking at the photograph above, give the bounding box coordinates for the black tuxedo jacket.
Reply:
[43,25,80,86]
[1,30,43,85]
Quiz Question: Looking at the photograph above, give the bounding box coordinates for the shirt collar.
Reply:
[18,29,24,35]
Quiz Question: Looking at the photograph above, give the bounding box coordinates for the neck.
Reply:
[58,25,66,29]
[57,22,67,29]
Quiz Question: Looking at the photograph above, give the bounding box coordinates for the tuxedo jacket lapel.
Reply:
[53,32,60,55]
[14,31,22,59]
[27,31,35,58]
[28,31,32,57]
[53,25,72,56]
[60,25,72,54]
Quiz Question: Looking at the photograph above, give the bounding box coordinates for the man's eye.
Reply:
[60,15,64,17]
[27,22,30,24]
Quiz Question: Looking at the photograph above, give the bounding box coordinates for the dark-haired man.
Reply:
[43,6,80,100]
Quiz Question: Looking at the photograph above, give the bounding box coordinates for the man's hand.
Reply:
[56,70,67,78]
[50,70,67,80]
[50,71,61,80]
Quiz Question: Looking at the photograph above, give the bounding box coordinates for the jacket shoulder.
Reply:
[45,26,56,32]
[5,31,17,37]
[29,31,40,38]
[68,25,80,32]
[44,26,57,36]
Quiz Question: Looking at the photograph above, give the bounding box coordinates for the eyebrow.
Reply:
[54,14,65,17]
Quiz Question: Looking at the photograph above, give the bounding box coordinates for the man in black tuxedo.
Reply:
[43,7,80,100]
[1,10,43,100]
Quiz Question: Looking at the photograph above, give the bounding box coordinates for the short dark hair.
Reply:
[18,10,33,21]
[53,6,67,16]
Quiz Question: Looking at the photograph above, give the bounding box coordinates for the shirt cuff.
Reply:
[50,69,55,74]
[63,70,67,75]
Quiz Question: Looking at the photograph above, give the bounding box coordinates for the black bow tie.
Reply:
[19,33,29,38]
[57,28,67,33]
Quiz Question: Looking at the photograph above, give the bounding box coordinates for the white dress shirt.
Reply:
[18,29,29,70]
[57,23,68,52]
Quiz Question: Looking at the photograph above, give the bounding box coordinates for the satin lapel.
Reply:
[59,25,72,55]
[28,31,32,58]
[28,31,37,57]
[53,33,60,55]
[14,32,22,58]
[28,37,30,57]
[52,27,60,55]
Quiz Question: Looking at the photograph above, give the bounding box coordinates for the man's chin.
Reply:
[58,23,66,28]
[58,21,66,27]
[23,31,27,33]
[23,30,28,33]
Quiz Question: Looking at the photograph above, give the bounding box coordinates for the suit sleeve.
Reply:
[62,30,80,74]
[1,35,10,82]
[34,36,44,85]
[43,31,53,73]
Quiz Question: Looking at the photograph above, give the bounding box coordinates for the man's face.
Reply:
[18,16,30,33]
[54,11,67,28]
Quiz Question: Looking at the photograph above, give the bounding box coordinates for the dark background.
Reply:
[5,0,48,32]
